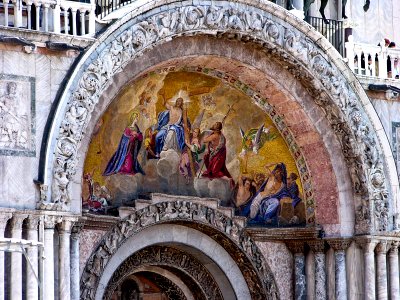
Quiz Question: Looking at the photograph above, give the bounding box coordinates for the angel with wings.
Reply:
[179,110,206,182]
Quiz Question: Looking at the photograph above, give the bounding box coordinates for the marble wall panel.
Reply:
[0,49,76,209]
[256,241,293,300]
[79,229,106,275]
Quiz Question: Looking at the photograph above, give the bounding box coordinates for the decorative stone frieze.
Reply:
[44,0,392,235]
[80,201,279,299]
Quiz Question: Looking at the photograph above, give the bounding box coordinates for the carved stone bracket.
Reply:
[80,201,279,299]
[47,0,390,235]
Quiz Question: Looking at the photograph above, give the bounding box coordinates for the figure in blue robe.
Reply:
[103,124,145,176]
[155,107,186,156]
[239,163,291,225]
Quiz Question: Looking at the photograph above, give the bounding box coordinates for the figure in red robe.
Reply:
[103,117,145,176]
[201,122,232,179]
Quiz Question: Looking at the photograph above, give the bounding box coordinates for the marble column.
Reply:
[287,241,306,300]
[70,222,84,300]
[43,216,57,300]
[0,213,12,300]
[26,216,40,300]
[388,242,399,300]
[10,214,27,300]
[358,238,378,300]
[375,241,389,300]
[58,219,73,300]
[328,239,351,300]
[308,241,326,300]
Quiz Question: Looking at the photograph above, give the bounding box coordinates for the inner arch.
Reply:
[95,224,252,299]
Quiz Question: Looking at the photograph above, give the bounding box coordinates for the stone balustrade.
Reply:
[346,35,400,80]
[0,0,95,36]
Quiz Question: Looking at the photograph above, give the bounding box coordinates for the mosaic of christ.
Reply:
[83,70,306,226]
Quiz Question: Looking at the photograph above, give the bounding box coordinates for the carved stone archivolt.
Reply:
[102,245,222,300]
[80,201,279,299]
[46,0,392,233]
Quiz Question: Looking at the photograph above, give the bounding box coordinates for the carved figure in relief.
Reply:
[103,113,145,176]
[0,82,28,148]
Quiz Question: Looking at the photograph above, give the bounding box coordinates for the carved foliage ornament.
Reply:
[50,2,389,233]
[80,201,279,300]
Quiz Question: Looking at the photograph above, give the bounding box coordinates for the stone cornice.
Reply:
[245,227,321,241]
[83,213,119,231]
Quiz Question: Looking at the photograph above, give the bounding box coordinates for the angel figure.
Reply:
[179,127,206,183]
[239,123,277,173]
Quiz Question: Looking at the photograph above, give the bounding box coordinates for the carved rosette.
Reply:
[50,1,389,233]
[80,201,279,299]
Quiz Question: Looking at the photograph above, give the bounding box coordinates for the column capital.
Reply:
[356,238,378,253]
[307,240,325,253]
[327,239,352,251]
[10,214,28,231]
[389,241,399,255]
[58,218,75,233]
[375,240,389,254]
[43,215,61,229]
[71,221,85,235]
[26,215,41,230]
[286,241,305,254]
[0,213,12,230]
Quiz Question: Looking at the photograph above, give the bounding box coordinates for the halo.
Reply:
[129,110,140,124]
[170,89,191,104]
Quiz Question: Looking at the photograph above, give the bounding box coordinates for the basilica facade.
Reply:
[0,0,399,299]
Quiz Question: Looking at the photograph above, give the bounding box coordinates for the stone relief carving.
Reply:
[80,201,278,300]
[0,79,34,156]
[103,245,221,300]
[49,2,389,233]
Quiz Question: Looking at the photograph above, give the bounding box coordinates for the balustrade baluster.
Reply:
[64,9,69,34]
[34,3,41,31]
[26,2,32,29]
[71,9,77,35]
[3,0,9,27]
[80,10,85,35]
[371,53,376,77]
[53,0,61,33]
[43,4,49,32]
